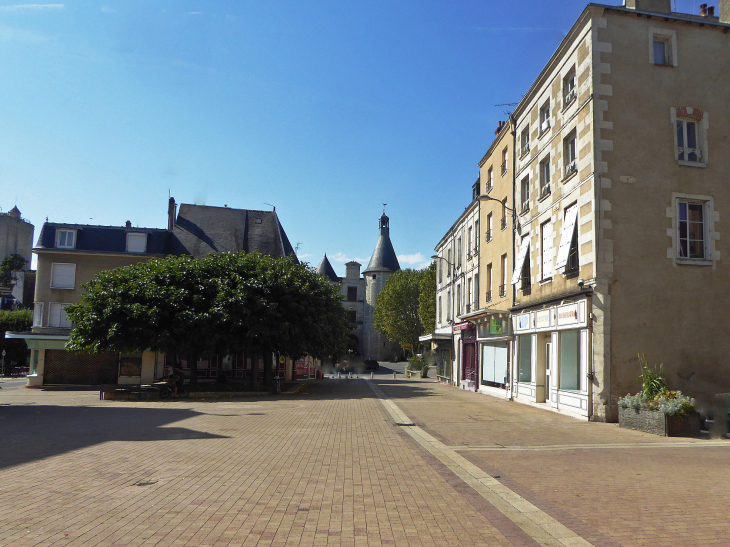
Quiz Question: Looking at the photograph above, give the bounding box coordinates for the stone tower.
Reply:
[362,213,401,360]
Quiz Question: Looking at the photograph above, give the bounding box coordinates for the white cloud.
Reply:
[397,253,432,269]
[187,11,204,15]
[296,253,312,259]
[330,252,368,264]
[0,4,64,11]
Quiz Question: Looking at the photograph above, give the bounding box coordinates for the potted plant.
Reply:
[618,355,700,437]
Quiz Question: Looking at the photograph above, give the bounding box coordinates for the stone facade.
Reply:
[0,206,34,267]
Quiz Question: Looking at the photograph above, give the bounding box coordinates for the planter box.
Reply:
[618,406,700,437]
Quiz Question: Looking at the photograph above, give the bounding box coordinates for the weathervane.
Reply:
[382,203,387,214]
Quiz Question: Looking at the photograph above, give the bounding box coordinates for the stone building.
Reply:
[317,212,401,361]
[0,206,34,266]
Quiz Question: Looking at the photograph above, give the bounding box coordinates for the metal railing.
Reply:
[485,229,492,242]
[564,161,577,178]
[540,184,551,199]
[485,290,492,302]
[499,284,506,297]
[501,217,507,230]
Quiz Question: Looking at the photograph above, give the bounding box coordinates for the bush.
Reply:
[0,309,32,367]
[406,356,424,372]
[618,355,696,416]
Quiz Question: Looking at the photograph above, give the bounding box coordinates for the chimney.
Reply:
[700,3,708,16]
[722,0,730,22]
[624,0,672,13]
[707,5,716,16]
[125,220,132,228]
[167,197,177,231]
[495,120,506,137]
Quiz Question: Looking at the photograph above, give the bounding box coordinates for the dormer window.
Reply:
[126,233,147,253]
[55,229,76,249]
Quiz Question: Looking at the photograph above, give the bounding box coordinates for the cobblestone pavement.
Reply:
[1,377,728,546]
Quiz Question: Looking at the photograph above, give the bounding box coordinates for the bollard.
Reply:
[393,371,396,380]
[371,372,374,380]
[349,371,352,379]
[338,371,341,379]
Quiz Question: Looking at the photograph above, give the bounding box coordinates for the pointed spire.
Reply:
[316,254,340,282]
[364,212,400,274]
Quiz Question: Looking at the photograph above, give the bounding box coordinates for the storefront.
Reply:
[511,295,592,419]
[419,330,452,383]
[460,310,513,398]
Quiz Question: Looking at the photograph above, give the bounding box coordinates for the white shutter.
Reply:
[51,263,76,289]
[554,206,579,270]
[33,303,44,327]
[126,233,147,253]
[542,221,553,279]
[59,305,72,328]
[49,303,62,327]
[511,240,530,285]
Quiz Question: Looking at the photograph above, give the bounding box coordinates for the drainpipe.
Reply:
[509,114,518,401]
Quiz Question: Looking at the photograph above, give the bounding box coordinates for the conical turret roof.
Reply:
[316,254,340,282]
[364,213,400,274]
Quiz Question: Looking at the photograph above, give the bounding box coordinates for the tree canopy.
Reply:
[0,309,32,366]
[66,252,349,384]
[373,268,425,355]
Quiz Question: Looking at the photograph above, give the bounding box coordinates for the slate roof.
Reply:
[364,214,400,274]
[316,254,340,282]
[167,204,298,261]
[34,223,168,255]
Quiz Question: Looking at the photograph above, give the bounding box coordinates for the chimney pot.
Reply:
[708,5,716,16]
[125,220,132,228]
[700,3,708,15]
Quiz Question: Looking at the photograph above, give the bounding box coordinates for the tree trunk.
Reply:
[189,350,198,386]
[263,348,273,387]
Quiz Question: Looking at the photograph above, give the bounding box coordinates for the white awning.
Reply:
[555,206,579,270]
[511,241,530,285]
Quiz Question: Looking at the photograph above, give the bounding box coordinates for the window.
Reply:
[487,167,493,191]
[677,200,707,260]
[33,303,44,327]
[467,278,472,312]
[649,28,677,67]
[501,199,508,230]
[520,128,530,158]
[438,296,442,325]
[555,203,579,273]
[55,229,76,249]
[539,102,551,134]
[473,276,479,310]
[467,227,472,257]
[501,148,508,176]
[456,284,461,317]
[518,334,532,383]
[541,220,553,281]
[673,107,708,167]
[447,290,452,320]
[474,220,479,253]
[512,235,531,293]
[472,180,480,201]
[50,263,76,289]
[347,286,358,302]
[126,233,147,253]
[500,254,507,297]
[438,257,443,283]
[347,310,357,323]
[486,263,492,302]
[447,249,452,277]
[521,176,530,213]
[564,131,577,178]
[457,237,462,268]
[559,330,580,391]
[486,213,493,242]
[48,303,72,328]
[540,156,551,198]
[563,69,576,109]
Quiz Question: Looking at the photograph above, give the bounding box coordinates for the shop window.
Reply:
[518,335,532,383]
[559,330,580,391]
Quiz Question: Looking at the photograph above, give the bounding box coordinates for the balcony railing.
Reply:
[485,290,492,302]
[485,229,492,242]
[540,184,551,199]
[564,161,577,178]
[521,201,530,214]
[501,217,507,230]
[501,162,508,176]
[540,118,550,134]
[499,284,506,297]
[563,88,576,109]
[473,299,479,310]
[520,143,530,158]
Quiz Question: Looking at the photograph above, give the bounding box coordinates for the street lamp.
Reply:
[481,194,516,214]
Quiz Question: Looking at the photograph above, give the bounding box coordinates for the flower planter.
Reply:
[618,406,700,437]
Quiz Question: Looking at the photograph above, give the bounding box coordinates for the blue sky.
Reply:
[0,0,710,274]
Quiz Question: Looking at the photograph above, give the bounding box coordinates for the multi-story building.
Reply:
[0,206,35,308]
[509,0,730,420]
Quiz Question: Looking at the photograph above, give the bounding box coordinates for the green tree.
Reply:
[0,254,27,285]
[418,262,436,335]
[66,252,349,387]
[373,269,424,355]
[0,309,32,369]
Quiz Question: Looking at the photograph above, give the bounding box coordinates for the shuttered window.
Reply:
[49,303,72,328]
[33,303,44,327]
[541,220,553,280]
[50,263,76,289]
[126,233,147,253]
[555,205,579,271]
[511,238,530,285]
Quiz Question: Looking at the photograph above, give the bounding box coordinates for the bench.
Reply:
[100,384,144,400]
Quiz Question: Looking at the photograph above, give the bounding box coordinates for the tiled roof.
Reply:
[35,223,168,255]
[364,214,400,274]
[316,254,340,282]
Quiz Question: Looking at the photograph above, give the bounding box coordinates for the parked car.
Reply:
[364,358,379,371]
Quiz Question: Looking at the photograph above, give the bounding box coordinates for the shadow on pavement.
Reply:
[0,405,228,471]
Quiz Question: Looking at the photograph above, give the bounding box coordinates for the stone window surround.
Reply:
[670,107,709,168]
[649,27,678,67]
[666,192,720,268]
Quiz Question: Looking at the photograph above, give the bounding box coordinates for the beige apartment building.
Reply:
[509,0,730,420]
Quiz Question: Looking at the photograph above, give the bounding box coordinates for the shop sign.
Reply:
[535,309,551,329]
[516,314,530,330]
[557,303,579,326]
[489,319,503,335]
[453,322,471,333]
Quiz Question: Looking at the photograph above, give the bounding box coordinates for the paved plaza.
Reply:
[1,375,728,546]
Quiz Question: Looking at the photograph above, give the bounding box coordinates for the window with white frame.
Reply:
[126,232,147,253]
[563,68,576,109]
[473,275,479,310]
[457,237,462,267]
[474,220,479,253]
[447,289,452,320]
[520,127,530,158]
[48,303,72,328]
[500,254,507,297]
[521,176,530,213]
[456,284,461,316]
[540,101,551,134]
[447,249,452,277]
[486,263,492,302]
[672,107,707,167]
[50,263,76,289]
[438,257,443,283]
[487,213,493,242]
[540,156,551,197]
[501,199,508,230]
[467,227,472,257]
[555,203,579,273]
[541,220,553,281]
[501,148,508,176]
[649,28,677,67]
[487,167,493,191]
[33,303,44,327]
[438,296,442,324]
[55,229,76,249]
[564,131,577,178]
[677,199,708,260]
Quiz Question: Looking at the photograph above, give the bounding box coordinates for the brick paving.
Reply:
[1,377,728,546]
